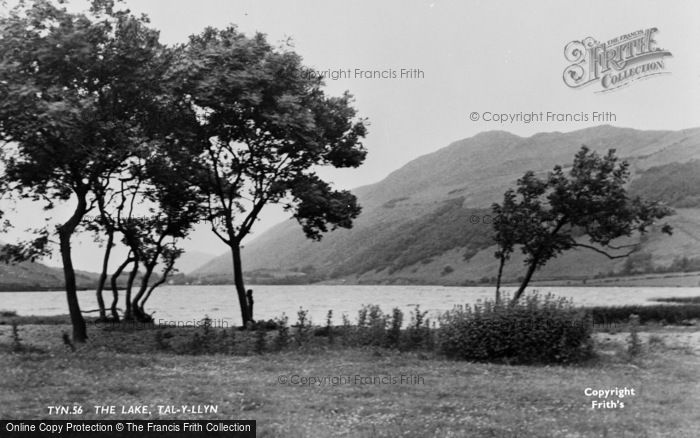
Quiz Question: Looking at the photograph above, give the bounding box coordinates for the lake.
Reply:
[1,285,699,327]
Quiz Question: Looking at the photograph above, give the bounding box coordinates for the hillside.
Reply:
[0,259,98,292]
[172,251,217,276]
[0,246,214,291]
[192,126,700,285]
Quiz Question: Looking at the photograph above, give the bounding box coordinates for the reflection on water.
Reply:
[1,285,698,327]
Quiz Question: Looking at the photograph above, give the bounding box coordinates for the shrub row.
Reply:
[24,294,698,365]
[165,295,594,364]
[587,304,700,325]
[651,296,700,304]
[155,306,435,356]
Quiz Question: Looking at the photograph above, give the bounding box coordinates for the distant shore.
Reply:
[2,270,700,292]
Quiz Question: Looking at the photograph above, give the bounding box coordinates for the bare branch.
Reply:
[572,242,639,260]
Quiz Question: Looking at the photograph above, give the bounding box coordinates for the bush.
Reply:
[273,314,290,351]
[253,319,279,330]
[588,304,700,325]
[438,293,593,364]
[294,308,311,346]
[651,296,700,304]
[340,313,354,346]
[218,328,235,354]
[326,310,334,345]
[200,316,213,352]
[253,327,267,354]
[386,307,403,348]
[153,329,170,351]
[405,305,431,350]
[11,320,22,352]
[356,304,387,346]
[627,314,642,357]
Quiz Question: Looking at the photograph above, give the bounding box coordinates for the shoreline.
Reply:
[2,270,700,293]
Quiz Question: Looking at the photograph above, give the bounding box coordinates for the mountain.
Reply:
[0,244,215,291]
[0,258,98,291]
[172,251,217,275]
[192,125,700,285]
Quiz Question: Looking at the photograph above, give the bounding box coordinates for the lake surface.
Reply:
[2,285,699,327]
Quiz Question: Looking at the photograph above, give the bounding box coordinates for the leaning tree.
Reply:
[170,27,368,326]
[128,144,204,322]
[491,146,673,304]
[0,0,171,341]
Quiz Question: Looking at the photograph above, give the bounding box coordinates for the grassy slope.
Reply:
[195,157,700,287]
[0,261,98,291]
[1,324,699,437]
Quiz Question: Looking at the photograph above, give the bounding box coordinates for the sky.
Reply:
[2,0,700,271]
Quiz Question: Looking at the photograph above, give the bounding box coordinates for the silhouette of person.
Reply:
[246,289,254,322]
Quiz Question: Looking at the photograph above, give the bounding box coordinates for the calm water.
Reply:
[2,285,699,326]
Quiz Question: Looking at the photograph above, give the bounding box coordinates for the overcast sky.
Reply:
[2,0,700,271]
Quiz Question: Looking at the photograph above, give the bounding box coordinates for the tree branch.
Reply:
[572,242,638,259]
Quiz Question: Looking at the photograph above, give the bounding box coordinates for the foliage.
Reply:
[273,314,290,351]
[253,327,267,354]
[11,320,22,352]
[628,160,700,208]
[653,296,700,304]
[441,265,454,276]
[331,201,493,278]
[492,147,673,302]
[294,308,311,346]
[406,305,432,349]
[325,310,334,345]
[386,307,403,348]
[355,304,387,346]
[169,26,367,325]
[153,329,170,351]
[588,304,700,325]
[438,293,594,364]
[0,0,186,341]
[340,313,353,346]
[627,314,642,357]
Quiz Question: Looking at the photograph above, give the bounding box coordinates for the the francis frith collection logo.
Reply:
[563,28,672,92]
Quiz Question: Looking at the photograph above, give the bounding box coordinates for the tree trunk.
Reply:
[57,194,88,343]
[495,254,506,304]
[231,243,251,327]
[95,228,114,321]
[140,277,165,309]
[110,256,132,322]
[140,263,174,309]
[124,259,139,320]
[511,259,539,304]
[132,264,155,321]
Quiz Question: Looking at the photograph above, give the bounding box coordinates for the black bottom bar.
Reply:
[0,420,256,437]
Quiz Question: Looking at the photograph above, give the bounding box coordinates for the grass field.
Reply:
[1,319,699,437]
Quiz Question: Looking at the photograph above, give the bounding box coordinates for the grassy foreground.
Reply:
[1,321,700,437]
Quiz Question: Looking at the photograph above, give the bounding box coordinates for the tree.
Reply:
[138,244,183,311]
[492,146,673,303]
[171,27,367,326]
[0,0,167,341]
[491,190,520,304]
[128,147,203,321]
[85,215,115,321]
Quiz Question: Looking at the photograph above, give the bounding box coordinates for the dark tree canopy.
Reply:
[170,27,367,243]
[492,146,673,303]
[0,4,368,333]
[0,0,175,341]
[168,26,368,325]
